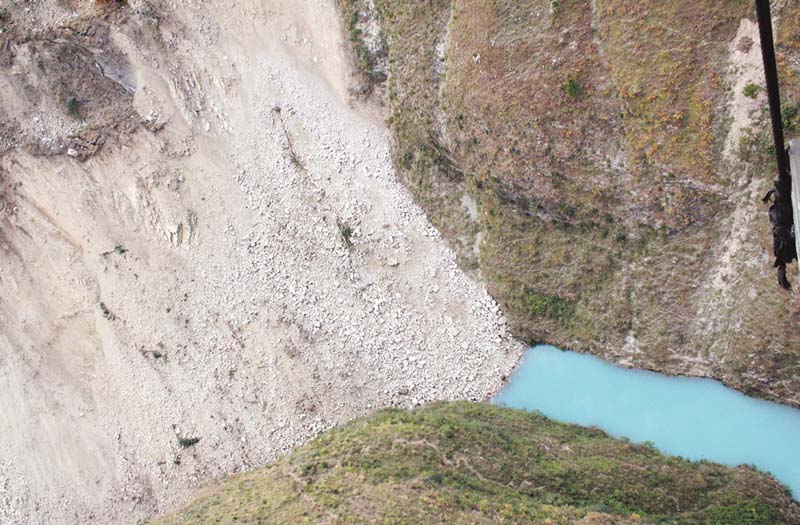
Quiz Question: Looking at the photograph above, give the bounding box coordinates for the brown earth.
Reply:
[338,0,800,406]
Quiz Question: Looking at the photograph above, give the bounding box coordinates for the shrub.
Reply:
[743,83,760,99]
[522,290,576,321]
[99,302,116,320]
[565,78,582,99]
[337,219,354,248]
[782,101,798,131]
[178,436,200,448]
[66,96,80,119]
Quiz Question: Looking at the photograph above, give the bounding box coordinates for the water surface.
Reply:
[494,345,800,497]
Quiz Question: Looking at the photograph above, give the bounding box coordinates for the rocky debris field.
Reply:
[0,1,522,523]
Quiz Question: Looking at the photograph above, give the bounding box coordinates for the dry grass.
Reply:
[362,0,485,271]
[337,0,800,406]
[446,0,623,225]
[778,2,800,136]
[597,1,749,203]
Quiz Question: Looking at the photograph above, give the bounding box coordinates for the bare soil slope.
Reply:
[0,1,521,523]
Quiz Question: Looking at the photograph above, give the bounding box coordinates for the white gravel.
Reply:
[0,1,523,523]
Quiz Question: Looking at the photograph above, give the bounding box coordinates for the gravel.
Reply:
[0,2,523,523]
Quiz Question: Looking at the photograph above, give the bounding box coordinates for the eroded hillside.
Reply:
[0,1,522,522]
[4,1,800,523]
[338,0,800,405]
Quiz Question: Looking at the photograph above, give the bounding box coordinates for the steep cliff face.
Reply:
[338,0,800,405]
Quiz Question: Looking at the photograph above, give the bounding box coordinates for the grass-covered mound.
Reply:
[152,402,799,524]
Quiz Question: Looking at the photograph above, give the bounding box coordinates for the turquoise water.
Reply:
[494,345,800,497]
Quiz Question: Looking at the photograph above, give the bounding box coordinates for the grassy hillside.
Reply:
[337,0,800,406]
[151,402,798,524]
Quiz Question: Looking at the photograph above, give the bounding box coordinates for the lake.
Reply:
[494,345,800,497]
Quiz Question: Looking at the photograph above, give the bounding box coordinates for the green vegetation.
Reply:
[565,77,582,99]
[151,402,799,524]
[65,96,80,119]
[178,436,200,449]
[522,290,576,322]
[744,83,761,99]
[99,302,115,320]
[101,244,128,257]
[782,101,799,131]
[336,219,354,248]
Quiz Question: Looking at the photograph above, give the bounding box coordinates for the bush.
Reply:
[522,290,576,321]
[178,436,200,448]
[337,220,354,248]
[65,96,81,119]
[565,78,582,99]
[99,302,116,320]
[743,83,760,99]
[782,101,798,131]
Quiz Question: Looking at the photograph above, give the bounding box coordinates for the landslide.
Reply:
[0,1,521,522]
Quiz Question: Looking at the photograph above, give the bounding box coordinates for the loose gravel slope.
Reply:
[0,1,521,523]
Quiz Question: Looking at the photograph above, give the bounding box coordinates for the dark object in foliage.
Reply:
[336,219,353,248]
[65,96,80,119]
[178,436,200,448]
[99,302,116,320]
[762,184,797,290]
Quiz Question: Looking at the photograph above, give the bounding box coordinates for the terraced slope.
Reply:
[337,0,800,406]
[152,402,800,524]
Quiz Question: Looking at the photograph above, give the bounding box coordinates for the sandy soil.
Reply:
[0,1,522,523]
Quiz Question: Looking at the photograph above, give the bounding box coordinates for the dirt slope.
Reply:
[0,1,521,523]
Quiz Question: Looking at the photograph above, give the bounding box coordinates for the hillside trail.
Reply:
[0,1,522,523]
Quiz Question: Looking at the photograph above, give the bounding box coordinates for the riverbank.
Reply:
[497,345,800,499]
